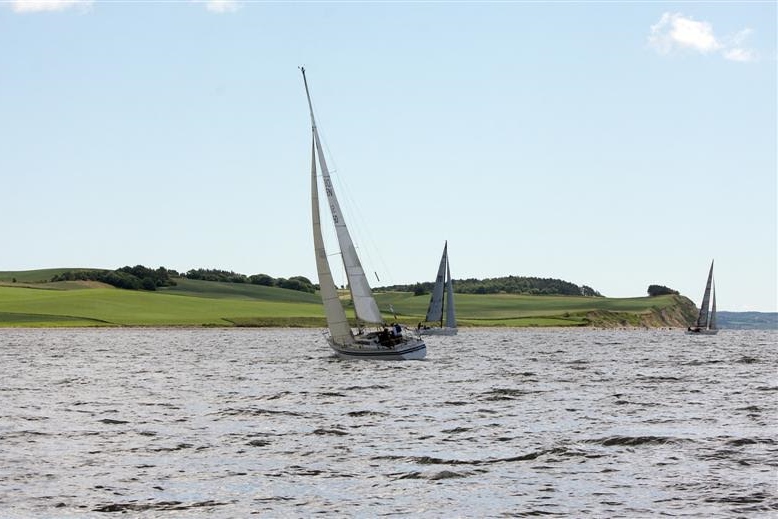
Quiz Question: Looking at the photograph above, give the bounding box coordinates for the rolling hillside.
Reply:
[0,270,698,328]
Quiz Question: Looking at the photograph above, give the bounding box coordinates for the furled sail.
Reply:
[311,139,353,345]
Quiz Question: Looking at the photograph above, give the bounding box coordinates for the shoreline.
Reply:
[0,324,689,331]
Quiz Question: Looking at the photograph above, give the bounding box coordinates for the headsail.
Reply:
[311,138,353,345]
[425,242,448,324]
[709,280,717,330]
[302,67,383,326]
[444,253,456,328]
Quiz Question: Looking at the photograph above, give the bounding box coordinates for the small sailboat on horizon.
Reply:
[418,241,457,336]
[686,260,718,335]
[302,67,426,360]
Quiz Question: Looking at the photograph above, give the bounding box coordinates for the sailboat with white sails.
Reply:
[302,67,426,360]
[419,241,457,336]
[686,260,718,335]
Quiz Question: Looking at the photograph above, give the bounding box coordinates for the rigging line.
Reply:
[308,75,363,296]
[307,85,395,288]
[316,133,394,289]
[331,166,397,288]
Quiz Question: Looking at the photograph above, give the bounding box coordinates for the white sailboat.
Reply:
[686,260,719,335]
[419,241,457,336]
[302,67,426,360]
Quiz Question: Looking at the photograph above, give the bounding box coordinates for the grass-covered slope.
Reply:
[375,292,696,327]
[0,281,323,327]
[0,271,697,328]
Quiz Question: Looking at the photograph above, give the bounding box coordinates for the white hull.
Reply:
[328,334,427,360]
[419,326,458,336]
[685,329,719,335]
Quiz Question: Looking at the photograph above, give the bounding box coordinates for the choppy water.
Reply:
[0,328,776,517]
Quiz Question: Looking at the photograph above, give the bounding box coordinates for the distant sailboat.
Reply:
[302,67,426,360]
[419,241,457,336]
[686,260,718,335]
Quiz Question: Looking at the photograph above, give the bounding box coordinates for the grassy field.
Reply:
[0,271,687,328]
[374,291,684,326]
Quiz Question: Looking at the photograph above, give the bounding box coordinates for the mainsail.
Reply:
[696,260,714,328]
[424,241,456,329]
[425,243,448,324]
[302,68,384,326]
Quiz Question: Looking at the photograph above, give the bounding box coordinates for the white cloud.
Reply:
[648,12,758,63]
[723,48,758,63]
[10,0,93,13]
[194,0,240,13]
[649,12,720,54]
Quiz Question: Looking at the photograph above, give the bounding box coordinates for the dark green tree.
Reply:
[647,284,679,296]
[249,274,274,286]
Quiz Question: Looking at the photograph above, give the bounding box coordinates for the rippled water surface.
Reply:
[1,328,776,517]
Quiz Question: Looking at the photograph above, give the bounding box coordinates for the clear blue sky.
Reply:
[1,1,775,312]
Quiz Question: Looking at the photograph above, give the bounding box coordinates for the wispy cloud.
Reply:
[722,28,759,62]
[193,0,240,14]
[10,0,93,13]
[8,0,240,14]
[648,12,758,63]
[722,47,758,63]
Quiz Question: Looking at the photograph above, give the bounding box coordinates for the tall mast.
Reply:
[440,241,448,328]
[299,66,383,326]
[301,67,317,132]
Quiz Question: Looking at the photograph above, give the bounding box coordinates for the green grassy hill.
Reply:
[0,270,697,328]
[374,291,695,327]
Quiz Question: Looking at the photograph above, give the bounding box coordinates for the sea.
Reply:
[0,328,775,518]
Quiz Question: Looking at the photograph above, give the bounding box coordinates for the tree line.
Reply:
[52,266,177,291]
[183,268,315,293]
[51,266,316,293]
[377,275,603,297]
[50,266,676,299]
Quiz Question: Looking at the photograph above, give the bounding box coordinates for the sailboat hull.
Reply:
[685,329,719,336]
[419,327,458,336]
[327,336,427,360]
